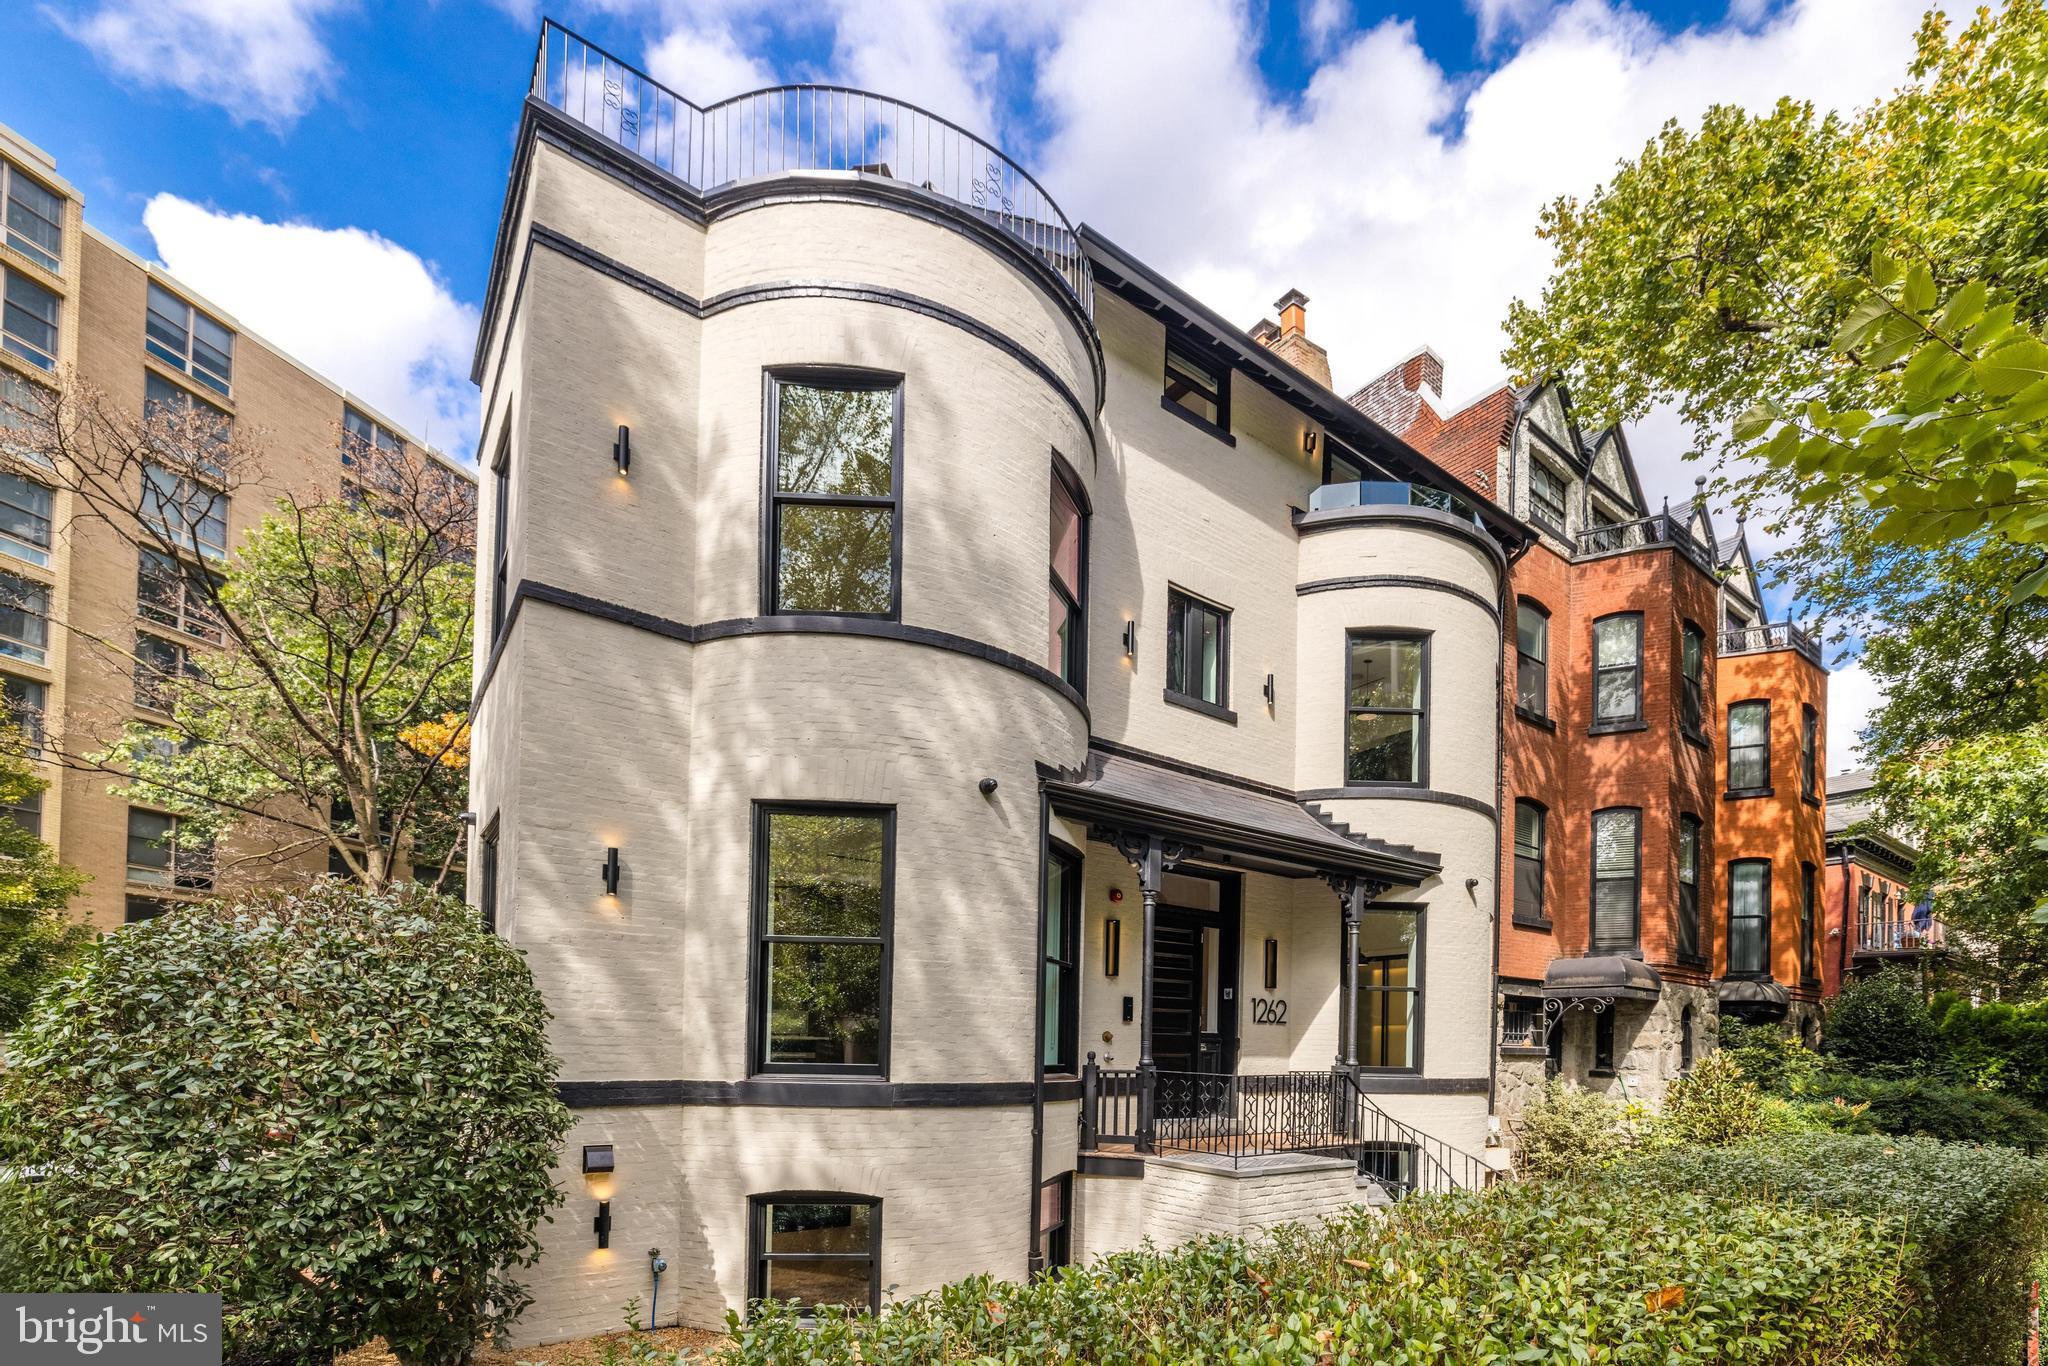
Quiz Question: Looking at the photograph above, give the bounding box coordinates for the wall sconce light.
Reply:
[1122,620,1137,659]
[593,1199,613,1249]
[583,1144,615,1174]
[1263,937,1279,991]
[1105,917,1121,978]
[600,847,622,896]
[612,424,631,475]
[1263,673,1276,707]
[1303,429,1319,457]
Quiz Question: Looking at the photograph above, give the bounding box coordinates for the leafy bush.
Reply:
[1933,993,2048,1108]
[0,881,573,1366]
[1825,967,1947,1077]
[1788,1069,2048,1146]
[1611,1133,2048,1364]
[1657,1053,1769,1145]
[1509,1078,1643,1177]
[719,1180,1908,1364]
[1719,1018,1822,1094]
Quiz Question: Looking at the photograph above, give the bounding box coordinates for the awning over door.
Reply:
[1541,955,1664,1005]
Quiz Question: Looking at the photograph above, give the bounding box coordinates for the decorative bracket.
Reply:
[1091,825,1191,895]
[1542,995,1612,1017]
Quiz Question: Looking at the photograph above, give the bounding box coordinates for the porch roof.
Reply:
[1046,745,1440,885]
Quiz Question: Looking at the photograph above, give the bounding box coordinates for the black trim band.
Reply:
[559,1078,1075,1109]
[1296,574,1499,622]
[1299,787,1499,822]
[1354,1076,1491,1096]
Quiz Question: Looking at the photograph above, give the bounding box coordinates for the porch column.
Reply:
[1102,828,1183,1156]
[1336,880,1363,1071]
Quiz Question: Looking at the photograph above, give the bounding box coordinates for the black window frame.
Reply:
[1042,839,1082,1074]
[1035,1172,1071,1274]
[1679,1006,1695,1073]
[1727,858,1772,978]
[1343,630,1429,787]
[1726,698,1771,796]
[1591,1007,1617,1076]
[1512,799,1547,926]
[1161,338,1231,440]
[1800,704,1819,802]
[1799,861,1819,984]
[1676,812,1703,965]
[1590,806,1641,957]
[489,435,511,648]
[1680,621,1707,740]
[479,813,501,934]
[1354,901,1424,1075]
[1527,458,1568,532]
[1514,598,1549,721]
[761,367,905,621]
[1048,452,1089,693]
[1164,585,1232,719]
[1589,612,1643,731]
[747,1191,882,1318]
[749,801,895,1078]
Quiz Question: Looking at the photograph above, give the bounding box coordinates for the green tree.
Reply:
[0,726,87,1030]
[0,881,572,1364]
[1825,966,1949,1077]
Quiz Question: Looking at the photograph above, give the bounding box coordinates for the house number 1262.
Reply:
[1251,998,1287,1025]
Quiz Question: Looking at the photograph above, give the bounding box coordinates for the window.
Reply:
[0,572,48,665]
[145,282,234,395]
[134,630,202,709]
[1800,862,1818,982]
[1048,463,1086,689]
[126,807,212,891]
[766,373,900,618]
[1163,341,1228,432]
[3,161,63,272]
[489,438,511,646]
[0,470,51,568]
[1355,906,1420,1070]
[1727,700,1770,792]
[141,461,228,560]
[1800,705,1819,800]
[1513,800,1546,924]
[749,1194,881,1317]
[1592,1009,1616,1075]
[137,550,223,642]
[1345,633,1425,784]
[1166,587,1230,711]
[2,787,41,838]
[1858,875,1872,947]
[342,405,404,466]
[1042,844,1081,1072]
[1528,460,1567,529]
[1036,1173,1071,1272]
[124,896,170,924]
[1501,996,1544,1049]
[0,371,50,462]
[1680,623,1706,737]
[144,374,230,480]
[3,673,46,754]
[1728,859,1771,976]
[1591,614,1642,727]
[1725,604,1752,631]
[479,814,501,934]
[1677,814,1702,964]
[754,805,891,1074]
[2,270,57,370]
[1591,808,1641,955]
[1680,1007,1695,1073]
[1514,600,1548,718]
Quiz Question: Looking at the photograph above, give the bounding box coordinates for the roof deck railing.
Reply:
[1720,620,1823,665]
[530,20,1092,317]
[1574,510,1717,575]
[1308,478,1486,528]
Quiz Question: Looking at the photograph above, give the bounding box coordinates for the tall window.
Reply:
[1591,614,1642,727]
[1036,1173,1071,1272]
[754,805,891,1075]
[342,405,404,466]
[1048,464,1086,689]
[1591,808,1641,954]
[1677,814,1702,963]
[1166,588,1229,710]
[749,1194,881,1316]
[1800,862,1818,982]
[3,161,63,272]
[1514,600,1548,717]
[0,371,50,459]
[765,373,901,617]
[1800,705,1819,800]
[479,814,501,934]
[1042,844,1081,1072]
[0,471,51,568]
[2,269,58,371]
[1,786,41,838]
[1728,859,1771,976]
[145,283,234,396]
[137,550,223,642]
[1355,906,1420,1070]
[1529,460,1567,529]
[142,461,228,560]
[490,438,511,646]
[1727,700,1770,792]
[4,673,46,754]
[144,373,230,479]
[0,572,48,665]
[1163,341,1228,432]
[1513,801,1546,923]
[135,631,205,710]
[1346,633,1425,784]
[1680,623,1706,736]
[126,807,212,891]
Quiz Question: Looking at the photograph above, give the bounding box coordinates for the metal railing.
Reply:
[1573,510,1717,574]
[529,21,1092,317]
[1720,620,1823,665]
[1343,1072,1496,1197]
[1857,918,1946,954]
[1308,479,1485,527]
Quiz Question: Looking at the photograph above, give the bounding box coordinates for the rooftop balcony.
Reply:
[1720,620,1823,666]
[1307,479,1486,527]
[1573,509,1718,574]
[530,21,1092,319]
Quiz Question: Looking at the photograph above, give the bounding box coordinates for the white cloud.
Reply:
[50,0,350,129]
[1469,0,1556,49]
[645,21,779,104]
[142,196,480,460]
[1303,0,1353,57]
[1826,656,1884,771]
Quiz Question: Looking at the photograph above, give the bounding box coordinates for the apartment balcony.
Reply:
[1306,478,1486,527]
[529,21,1091,319]
[1720,620,1823,666]
[1856,917,1946,958]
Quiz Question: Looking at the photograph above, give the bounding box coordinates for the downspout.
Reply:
[1026,786,1050,1277]
[1489,532,1529,1122]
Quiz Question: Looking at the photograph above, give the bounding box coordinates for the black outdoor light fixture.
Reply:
[593,1199,613,1249]
[1264,937,1279,991]
[1104,917,1121,978]
[1303,429,1319,457]
[583,1144,615,1174]
[1264,673,1276,707]
[612,424,632,475]
[1122,619,1137,659]
[600,846,622,896]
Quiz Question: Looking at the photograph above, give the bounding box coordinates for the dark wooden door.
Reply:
[1150,919,1204,1078]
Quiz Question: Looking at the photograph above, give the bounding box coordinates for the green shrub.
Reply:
[1790,1069,2048,1146]
[1657,1053,1769,1144]
[1509,1077,1643,1177]
[1719,1018,1821,1094]
[1610,1133,2048,1364]
[0,881,573,1366]
[1933,993,2048,1109]
[1825,967,1947,1077]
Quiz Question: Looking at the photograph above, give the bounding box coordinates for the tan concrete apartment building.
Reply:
[0,120,471,931]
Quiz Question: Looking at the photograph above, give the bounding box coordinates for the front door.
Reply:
[1150,917,1205,1077]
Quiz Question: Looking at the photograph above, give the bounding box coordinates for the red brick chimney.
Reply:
[1348,346,1445,441]
[1253,288,1331,389]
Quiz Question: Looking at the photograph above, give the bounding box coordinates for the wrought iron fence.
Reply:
[1343,1072,1496,1197]
[1719,620,1823,665]
[1574,511,1716,574]
[529,21,1092,317]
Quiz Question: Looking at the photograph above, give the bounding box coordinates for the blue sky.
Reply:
[2,0,1943,752]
